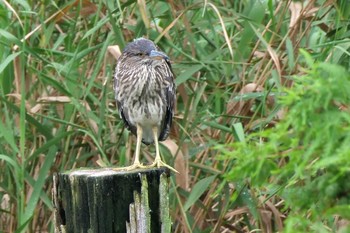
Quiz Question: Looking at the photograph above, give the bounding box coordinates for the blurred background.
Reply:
[1,0,350,232]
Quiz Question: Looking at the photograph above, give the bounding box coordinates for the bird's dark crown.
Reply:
[123,38,158,56]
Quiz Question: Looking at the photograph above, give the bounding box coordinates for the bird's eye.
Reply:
[137,52,144,56]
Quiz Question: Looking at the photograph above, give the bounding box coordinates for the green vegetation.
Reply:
[221,60,350,232]
[0,0,349,232]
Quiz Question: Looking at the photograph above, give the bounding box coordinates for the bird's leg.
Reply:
[114,124,146,171]
[133,123,143,167]
[148,126,178,173]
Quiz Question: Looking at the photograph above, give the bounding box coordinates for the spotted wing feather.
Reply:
[114,58,137,136]
[158,61,176,141]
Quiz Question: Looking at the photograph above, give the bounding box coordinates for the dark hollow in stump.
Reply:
[52,167,171,233]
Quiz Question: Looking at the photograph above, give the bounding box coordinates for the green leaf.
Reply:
[22,145,59,225]
[0,29,21,45]
[233,122,245,143]
[0,154,20,171]
[0,51,22,74]
[0,96,53,139]
[236,182,259,220]
[83,16,109,40]
[299,48,314,67]
[175,64,203,85]
[183,175,216,212]
[203,121,232,133]
[326,205,350,219]
[286,37,295,70]
[0,117,19,154]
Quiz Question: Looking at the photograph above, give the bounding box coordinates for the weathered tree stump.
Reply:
[52,167,171,233]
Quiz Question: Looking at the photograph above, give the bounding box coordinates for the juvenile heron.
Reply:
[114,38,177,172]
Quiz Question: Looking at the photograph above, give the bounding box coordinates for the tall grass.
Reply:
[0,0,349,232]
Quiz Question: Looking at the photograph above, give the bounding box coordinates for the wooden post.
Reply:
[52,167,171,233]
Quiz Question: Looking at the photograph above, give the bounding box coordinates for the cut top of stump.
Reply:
[67,167,170,177]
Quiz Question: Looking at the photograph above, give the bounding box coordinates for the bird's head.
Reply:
[121,38,170,66]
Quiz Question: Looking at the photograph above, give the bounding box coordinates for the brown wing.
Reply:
[158,61,176,141]
[114,57,137,136]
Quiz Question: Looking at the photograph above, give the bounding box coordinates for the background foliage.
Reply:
[0,0,349,232]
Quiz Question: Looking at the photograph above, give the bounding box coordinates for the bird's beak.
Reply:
[149,50,169,61]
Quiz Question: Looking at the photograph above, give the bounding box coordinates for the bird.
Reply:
[114,38,177,173]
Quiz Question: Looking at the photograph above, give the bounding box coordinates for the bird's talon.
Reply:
[148,159,179,173]
[113,162,147,171]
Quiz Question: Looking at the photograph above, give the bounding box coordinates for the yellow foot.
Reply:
[113,162,147,171]
[147,159,179,173]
